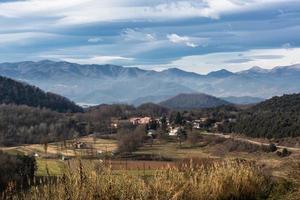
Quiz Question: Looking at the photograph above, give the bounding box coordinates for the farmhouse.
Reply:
[193,118,209,129]
[130,117,151,125]
[169,127,180,136]
[73,141,87,149]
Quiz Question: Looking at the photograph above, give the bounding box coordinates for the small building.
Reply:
[73,141,87,149]
[97,150,103,155]
[228,118,237,123]
[193,118,209,129]
[169,127,180,136]
[147,129,158,138]
[212,122,224,132]
[33,153,39,157]
[129,117,152,125]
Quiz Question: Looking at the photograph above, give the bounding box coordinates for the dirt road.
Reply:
[200,132,300,152]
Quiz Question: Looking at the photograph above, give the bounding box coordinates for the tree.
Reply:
[117,125,146,153]
[160,115,168,132]
[174,112,183,125]
[177,128,187,148]
[43,142,48,155]
[148,119,159,130]
[0,152,36,191]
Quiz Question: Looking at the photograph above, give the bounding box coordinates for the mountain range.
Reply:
[0,60,299,105]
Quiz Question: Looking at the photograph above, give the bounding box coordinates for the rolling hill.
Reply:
[0,75,83,113]
[233,93,300,138]
[159,93,231,109]
[221,96,265,105]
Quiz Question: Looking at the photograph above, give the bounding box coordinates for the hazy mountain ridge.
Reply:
[0,60,299,104]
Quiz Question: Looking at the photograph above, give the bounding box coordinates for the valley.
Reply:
[1,1,300,199]
[1,75,300,199]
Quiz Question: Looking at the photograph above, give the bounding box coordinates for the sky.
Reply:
[0,0,300,74]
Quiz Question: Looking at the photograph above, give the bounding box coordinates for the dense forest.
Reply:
[232,94,300,138]
[0,105,87,146]
[0,76,83,113]
[87,103,169,119]
[159,93,231,110]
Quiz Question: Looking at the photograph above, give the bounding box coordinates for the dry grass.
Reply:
[0,136,117,158]
[6,159,271,200]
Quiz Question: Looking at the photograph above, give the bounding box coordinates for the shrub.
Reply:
[117,125,147,153]
[281,148,290,157]
[269,143,277,152]
[0,152,36,192]
[187,131,202,146]
[276,148,291,157]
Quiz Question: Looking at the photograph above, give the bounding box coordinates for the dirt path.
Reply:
[200,132,300,152]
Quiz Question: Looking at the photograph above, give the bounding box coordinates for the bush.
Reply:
[117,125,147,153]
[281,148,290,157]
[276,148,291,157]
[269,143,277,152]
[187,131,202,146]
[0,152,36,192]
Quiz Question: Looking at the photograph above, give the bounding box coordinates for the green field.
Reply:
[36,159,65,176]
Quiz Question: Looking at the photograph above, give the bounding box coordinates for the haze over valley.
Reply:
[0,60,299,105]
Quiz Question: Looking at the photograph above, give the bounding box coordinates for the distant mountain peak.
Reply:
[162,67,191,74]
[161,67,202,78]
[238,66,270,74]
[207,69,234,78]
[272,64,300,71]
[249,66,269,72]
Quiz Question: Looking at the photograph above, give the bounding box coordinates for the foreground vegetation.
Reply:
[3,159,274,200]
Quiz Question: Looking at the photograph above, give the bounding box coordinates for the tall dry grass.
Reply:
[6,159,270,200]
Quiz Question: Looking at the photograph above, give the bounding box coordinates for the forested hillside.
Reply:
[0,76,83,113]
[160,93,231,109]
[0,105,87,146]
[233,94,300,138]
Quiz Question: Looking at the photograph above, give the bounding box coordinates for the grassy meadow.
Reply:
[2,132,300,199]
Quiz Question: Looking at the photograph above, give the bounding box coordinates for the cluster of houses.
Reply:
[129,117,152,125]
[108,115,236,138]
[192,117,236,132]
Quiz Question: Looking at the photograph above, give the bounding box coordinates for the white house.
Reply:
[169,127,180,136]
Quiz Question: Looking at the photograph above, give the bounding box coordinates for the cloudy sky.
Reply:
[0,0,300,74]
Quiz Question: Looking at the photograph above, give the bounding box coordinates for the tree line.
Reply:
[0,104,87,146]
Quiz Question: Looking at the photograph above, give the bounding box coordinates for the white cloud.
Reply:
[121,28,156,42]
[155,47,300,74]
[0,0,292,26]
[62,55,134,64]
[88,37,102,43]
[0,32,59,45]
[167,33,198,48]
